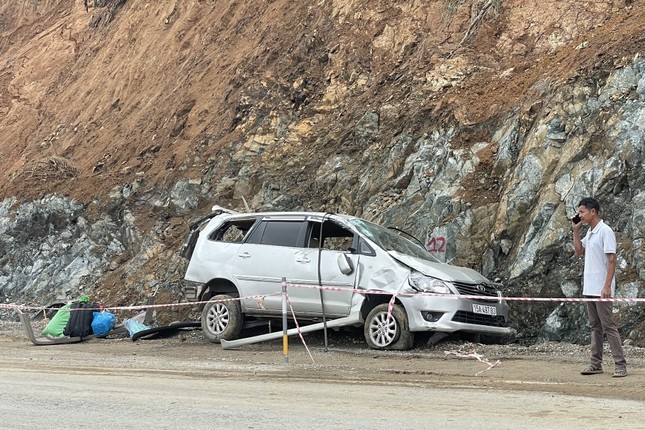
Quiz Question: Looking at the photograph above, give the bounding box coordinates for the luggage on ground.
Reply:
[64,301,96,338]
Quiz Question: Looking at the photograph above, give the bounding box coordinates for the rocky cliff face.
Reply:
[1,0,643,344]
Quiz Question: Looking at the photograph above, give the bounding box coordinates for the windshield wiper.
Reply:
[386,226,426,249]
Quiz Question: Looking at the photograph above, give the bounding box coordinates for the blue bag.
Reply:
[123,318,150,337]
[92,310,117,336]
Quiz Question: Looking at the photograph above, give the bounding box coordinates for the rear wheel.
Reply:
[364,303,414,350]
[201,294,243,343]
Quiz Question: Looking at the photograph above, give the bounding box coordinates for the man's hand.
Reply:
[573,222,584,256]
[602,253,617,299]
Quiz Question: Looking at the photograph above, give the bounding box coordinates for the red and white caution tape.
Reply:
[2,282,644,315]
[445,346,501,376]
[0,293,281,313]
[285,294,316,365]
[386,295,396,324]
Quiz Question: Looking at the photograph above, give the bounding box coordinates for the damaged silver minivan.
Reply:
[180,206,513,350]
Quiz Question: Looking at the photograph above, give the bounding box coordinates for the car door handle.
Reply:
[237,252,251,259]
[296,257,310,264]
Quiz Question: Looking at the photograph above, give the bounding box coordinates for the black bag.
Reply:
[63,302,96,338]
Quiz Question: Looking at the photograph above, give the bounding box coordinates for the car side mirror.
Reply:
[337,253,354,275]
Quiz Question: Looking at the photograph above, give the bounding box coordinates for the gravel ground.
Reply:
[2,316,644,405]
[2,317,645,366]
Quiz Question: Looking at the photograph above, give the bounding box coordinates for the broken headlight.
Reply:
[408,272,453,294]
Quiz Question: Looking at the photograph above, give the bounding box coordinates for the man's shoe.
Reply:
[580,365,603,375]
[612,368,627,378]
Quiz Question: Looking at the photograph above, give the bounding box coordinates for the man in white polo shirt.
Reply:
[572,197,627,377]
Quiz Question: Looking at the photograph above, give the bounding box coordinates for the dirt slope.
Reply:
[1,0,643,208]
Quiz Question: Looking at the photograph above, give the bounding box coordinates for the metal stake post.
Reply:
[281,277,288,364]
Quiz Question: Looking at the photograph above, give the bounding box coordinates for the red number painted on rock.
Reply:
[426,236,446,253]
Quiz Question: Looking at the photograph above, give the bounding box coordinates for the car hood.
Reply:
[388,251,490,284]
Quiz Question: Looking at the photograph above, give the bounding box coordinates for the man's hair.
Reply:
[578,197,601,213]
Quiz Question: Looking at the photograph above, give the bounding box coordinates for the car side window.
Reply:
[255,221,305,247]
[307,221,356,252]
[208,219,257,243]
[324,235,354,251]
[357,237,375,256]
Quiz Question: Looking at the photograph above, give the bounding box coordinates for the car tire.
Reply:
[364,303,414,350]
[201,294,243,343]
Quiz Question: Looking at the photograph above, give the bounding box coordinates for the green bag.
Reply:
[41,303,73,337]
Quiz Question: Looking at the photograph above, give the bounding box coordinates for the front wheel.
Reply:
[364,303,414,350]
[201,294,243,343]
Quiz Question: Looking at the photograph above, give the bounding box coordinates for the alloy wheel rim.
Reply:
[368,311,398,347]
[207,303,230,334]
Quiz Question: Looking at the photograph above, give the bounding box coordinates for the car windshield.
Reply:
[349,218,441,263]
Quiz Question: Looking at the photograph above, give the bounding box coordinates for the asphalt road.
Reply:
[1,366,642,430]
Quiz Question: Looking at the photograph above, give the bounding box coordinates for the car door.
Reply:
[286,219,358,317]
[233,218,308,314]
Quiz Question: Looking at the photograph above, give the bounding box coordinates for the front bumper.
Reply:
[400,294,514,337]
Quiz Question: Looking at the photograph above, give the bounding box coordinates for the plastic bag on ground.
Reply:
[41,303,73,337]
[92,310,117,336]
[123,318,150,337]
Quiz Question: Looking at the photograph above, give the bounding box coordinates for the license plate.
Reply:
[472,304,497,316]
